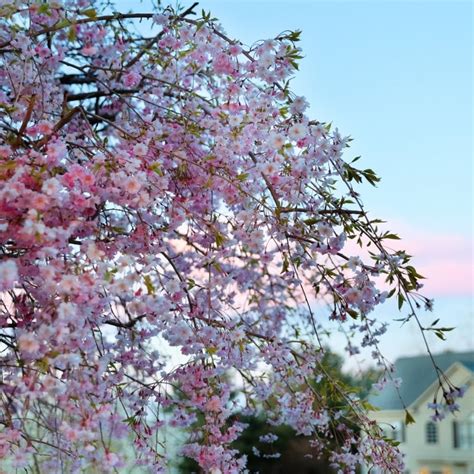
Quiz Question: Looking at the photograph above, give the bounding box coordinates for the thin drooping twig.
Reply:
[125,3,199,69]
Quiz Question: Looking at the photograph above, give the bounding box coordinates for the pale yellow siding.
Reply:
[365,363,474,474]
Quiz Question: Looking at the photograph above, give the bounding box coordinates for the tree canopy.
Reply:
[0,2,463,472]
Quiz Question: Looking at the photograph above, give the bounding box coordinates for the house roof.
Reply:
[368,350,474,410]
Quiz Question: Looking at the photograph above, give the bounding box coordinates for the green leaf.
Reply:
[54,18,72,30]
[397,293,405,310]
[195,20,205,31]
[303,217,318,226]
[149,163,163,175]
[361,400,379,412]
[81,8,97,18]
[387,288,396,298]
[289,59,299,70]
[214,231,227,247]
[143,275,155,295]
[67,27,77,41]
[406,265,425,279]
[104,268,117,282]
[405,410,416,425]
[38,4,50,14]
[383,233,400,240]
[362,168,381,186]
[122,416,137,425]
[347,308,358,319]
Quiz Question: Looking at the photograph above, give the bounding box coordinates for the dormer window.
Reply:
[425,421,438,444]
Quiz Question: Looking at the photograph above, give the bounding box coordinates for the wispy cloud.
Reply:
[397,230,473,296]
[343,220,473,297]
[362,220,473,297]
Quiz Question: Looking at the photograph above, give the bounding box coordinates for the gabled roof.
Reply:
[368,351,474,410]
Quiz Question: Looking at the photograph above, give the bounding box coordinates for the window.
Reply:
[453,413,474,449]
[426,421,438,444]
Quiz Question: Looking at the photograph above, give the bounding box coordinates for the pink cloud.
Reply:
[393,229,473,296]
[342,220,473,296]
[345,221,473,297]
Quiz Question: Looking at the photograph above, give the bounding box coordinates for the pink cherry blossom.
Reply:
[123,70,142,88]
[42,177,62,195]
[0,2,448,473]
[288,122,307,140]
[0,260,19,289]
[18,333,40,354]
[290,96,309,114]
[81,45,98,55]
[133,143,148,156]
[268,132,286,149]
[123,176,142,194]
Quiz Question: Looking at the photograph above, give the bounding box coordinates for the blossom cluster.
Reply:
[0,1,444,472]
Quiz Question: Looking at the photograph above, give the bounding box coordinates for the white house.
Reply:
[366,351,474,474]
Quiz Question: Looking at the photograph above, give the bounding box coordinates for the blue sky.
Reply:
[196,0,472,235]
[118,0,472,358]
[117,1,472,233]
[193,0,473,359]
